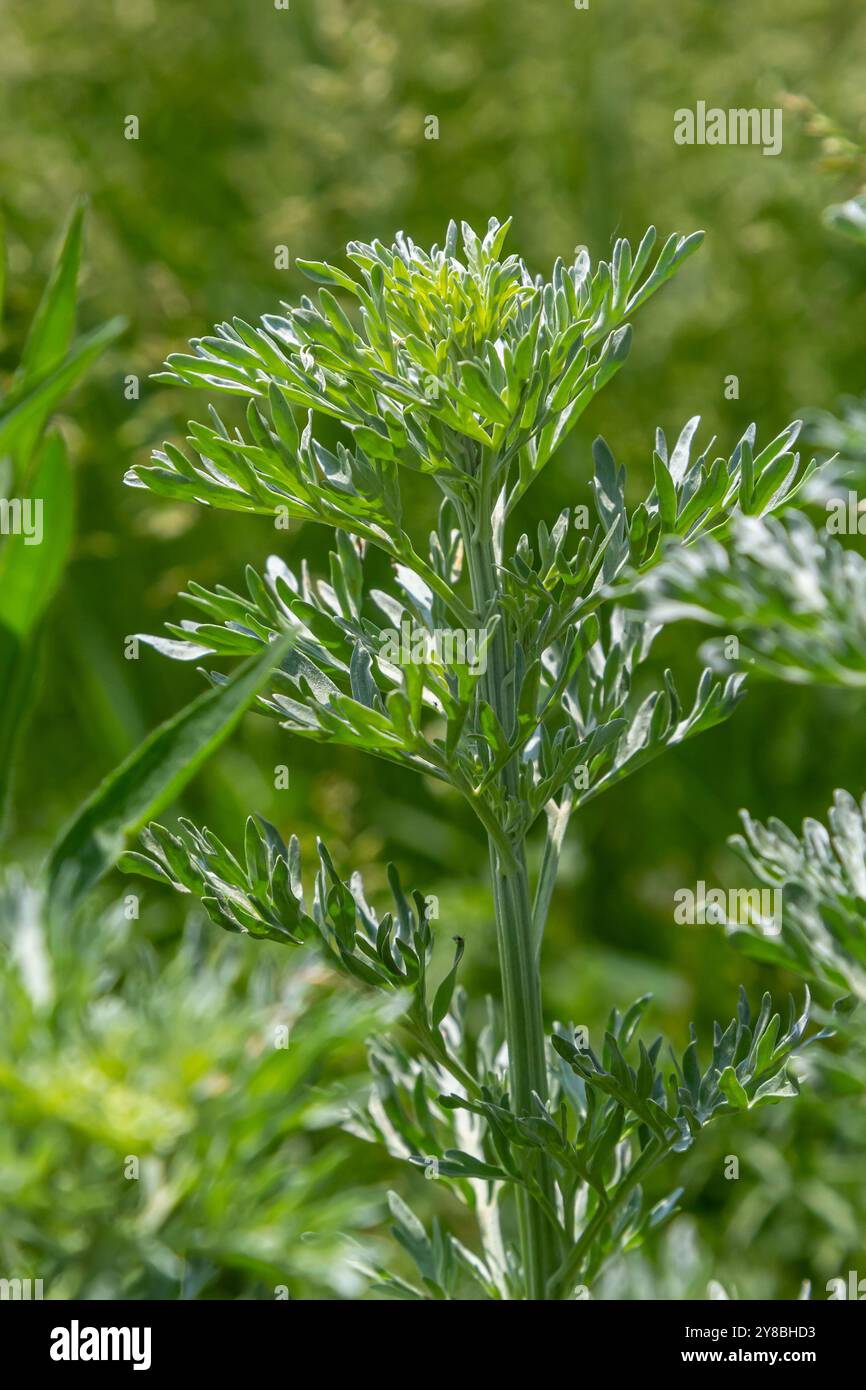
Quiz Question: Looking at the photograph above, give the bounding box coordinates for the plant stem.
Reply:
[404,1019,483,1100]
[547,1137,664,1299]
[462,494,559,1300]
[488,849,557,1298]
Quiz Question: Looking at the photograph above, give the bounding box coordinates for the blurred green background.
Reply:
[1,0,865,1298]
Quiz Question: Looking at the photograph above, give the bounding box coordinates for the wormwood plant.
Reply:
[0,873,388,1298]
[121,219,824,1299]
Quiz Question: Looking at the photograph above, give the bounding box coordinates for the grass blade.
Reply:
[46,630,295,909]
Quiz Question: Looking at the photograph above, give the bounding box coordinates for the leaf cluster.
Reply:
[730,789,866,1002]
[128,218,703,526]
[639,510,866,688]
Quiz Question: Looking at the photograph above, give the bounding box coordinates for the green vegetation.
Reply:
[2,0,866,1300]
[112,217,824,1298]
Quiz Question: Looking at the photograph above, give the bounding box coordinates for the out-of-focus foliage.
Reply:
[677,787,866,1301]
[824,195,866,245]
[0,871,389,1299]
[729,789,866,1000]
[639,510,866,688]
[0,204,123,821]
[1,0,866,1298]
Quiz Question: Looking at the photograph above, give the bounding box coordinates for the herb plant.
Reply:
[0,871,391,1299]
[117,218,824,1299]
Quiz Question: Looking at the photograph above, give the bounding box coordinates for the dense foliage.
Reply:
[112,217,829,1298]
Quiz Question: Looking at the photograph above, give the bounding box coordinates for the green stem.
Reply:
[547,1138,665,1299]
[404,1018,483,1100]
[392,538,478,630]
[461,490,559,1301]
